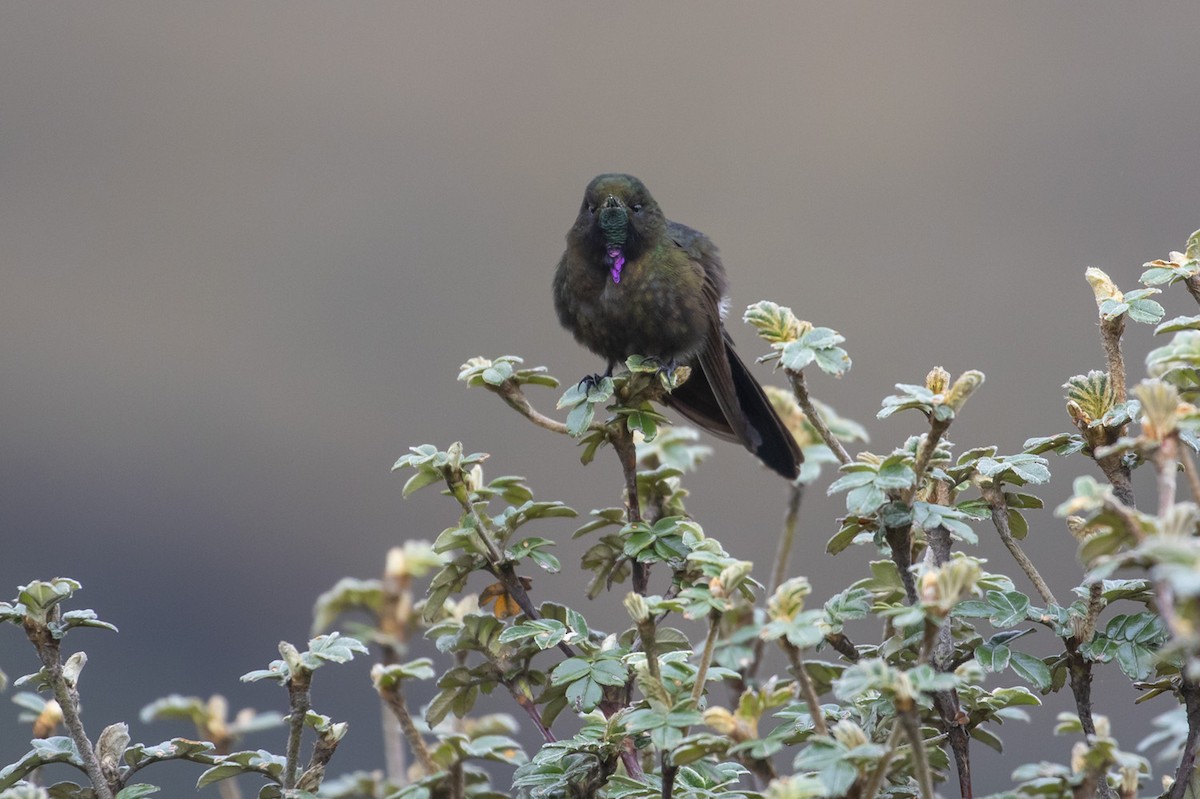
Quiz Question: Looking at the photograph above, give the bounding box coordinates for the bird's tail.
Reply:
[665,342,803,479]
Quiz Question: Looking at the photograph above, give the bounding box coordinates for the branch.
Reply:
[1095,312,1136,508]
[885,415,953,605]
[1179,444,1200,506]
[690,613,722,707]
[902,417,951,508]
[283,658,312,790]
[824,631,861,662]
[1184,275,1200,307]
[508,682,557,744]
[781,640,828,737]
[925,518,973,799]
[378,680,437,776]
[296,731,341,793]
[494,382,575,436]
[1145,435,1200,799]
[1099,315,1128,406]
[899,707,936,799]
[610,421,650,594]
[1168,678,1200,799]
[861,723,904,799]
[788,369,852,465]
[24,610,114,799]
[769,483,805,605]
[444,467,576,657]
[980,484,1058,606]
[745,483,805,682]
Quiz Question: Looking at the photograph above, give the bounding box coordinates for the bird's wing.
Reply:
[665,222,757,448]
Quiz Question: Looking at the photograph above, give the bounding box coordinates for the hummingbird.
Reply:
[553,173,802,479]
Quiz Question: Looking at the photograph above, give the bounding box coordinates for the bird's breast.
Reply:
[588,261,708,362]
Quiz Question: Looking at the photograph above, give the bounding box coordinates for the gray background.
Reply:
[2,2,1199,792]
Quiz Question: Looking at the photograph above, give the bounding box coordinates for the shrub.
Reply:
[3,230,1200,799]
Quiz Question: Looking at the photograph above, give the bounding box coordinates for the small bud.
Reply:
[322,721,349,743]
[925,366,950,395]
[95,722,131,773]
[1085,267,1123,308]
[385,546,408,580]
[1066,400,1091,427]
[279,641,305,675]
[1120,764,1140,796]
[1134,379,1181,441]
[206,695,230,741]
[893,671,915,707]
[62,651,87,688]
[1094,714,1110,738]
[1067,611,1091,643]
[465,463,483,493]
[1070,741,1088,774]
[716,561,753,596]
[33,699,63,738]
[929,558,982,614]
[1065,371,1117,430]
[831,720,868,749]
[623,592,651,624]
[945,370,985,412]
[764,385,809,445]
[1065,516,1089,541]
[919,570,940,606]
[703,706,738,735]
[767,577,811,621]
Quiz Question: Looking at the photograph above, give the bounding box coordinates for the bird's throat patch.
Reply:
[606,246,625,284]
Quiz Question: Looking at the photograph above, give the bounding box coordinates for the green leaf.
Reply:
[744,300,801,344]
[1156,315,1200,335]
[565,402,595,437]
[401,468,442,497]
[1009,651,1053,692]
[846,483,887,516]
[792,739,857,796]
[550,657,592,685]
[625,410,658,441]
[986,590,1031,627]
[624,702,703,751]
[975,642,1011,672]
[307,633,369,664]
[591,659,629,686]
[310,577,385,635]
[875,457,916,490]
[1127,297,1165,325]
[498,619,567,650]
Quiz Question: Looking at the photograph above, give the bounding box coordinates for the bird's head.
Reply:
[569,174,665,283]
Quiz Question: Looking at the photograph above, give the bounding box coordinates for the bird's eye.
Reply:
[587,204,596,214]
[632,204,643,213]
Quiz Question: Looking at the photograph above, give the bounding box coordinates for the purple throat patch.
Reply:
[607,246,625,284]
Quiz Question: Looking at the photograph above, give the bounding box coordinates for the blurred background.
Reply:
[3,2,1200,792]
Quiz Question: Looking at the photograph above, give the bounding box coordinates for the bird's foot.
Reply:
[639,356,684,390]
[576,364,616,397]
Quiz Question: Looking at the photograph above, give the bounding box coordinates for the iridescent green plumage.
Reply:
[553,174,802,479]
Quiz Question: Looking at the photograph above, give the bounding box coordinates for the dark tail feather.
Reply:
[665,345,803,479]
[725,344,803,478]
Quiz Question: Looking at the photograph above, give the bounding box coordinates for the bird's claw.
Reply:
[576,368,615,397]
[641,356,681,389]
[576,373,604,392]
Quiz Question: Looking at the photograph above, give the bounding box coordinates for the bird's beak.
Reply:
[599,196,628,232]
